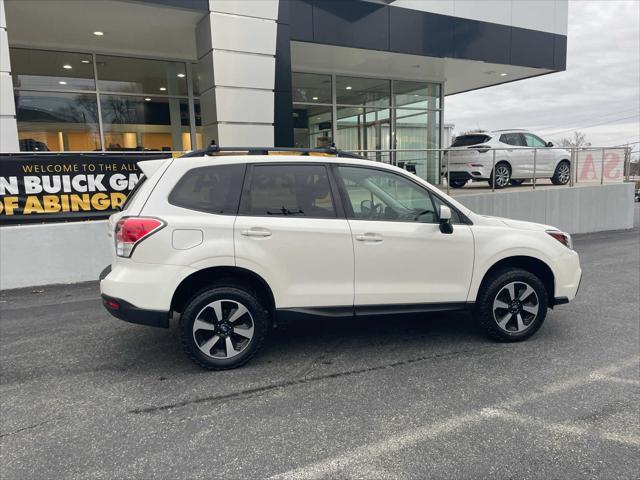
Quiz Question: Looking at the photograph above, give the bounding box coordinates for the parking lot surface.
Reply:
[1,207,639,479]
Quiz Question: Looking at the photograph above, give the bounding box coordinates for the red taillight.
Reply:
[104,299,120,310]
[115,217,165,257]
[546,230,573,249]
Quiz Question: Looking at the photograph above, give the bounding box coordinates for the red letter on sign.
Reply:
[580,154,598,181]
[604,152,621,180]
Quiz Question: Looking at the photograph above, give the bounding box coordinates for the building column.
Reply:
[0,0,19,152]
[196,0,280,147]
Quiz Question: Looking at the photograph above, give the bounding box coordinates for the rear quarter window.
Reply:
[168,164,245,214]
[451,135,491,147]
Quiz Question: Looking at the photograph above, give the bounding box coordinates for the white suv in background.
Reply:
[100,147,582,370]
[443,130,572,188]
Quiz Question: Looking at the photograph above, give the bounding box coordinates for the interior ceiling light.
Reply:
[312,96,319,100]
[500,72,508,76]
[93,31,104,36]
[159,87,167,91]
[177,73,185,78]
[81,60,91,64]
[345,86,352,90]
[63,64,72,69]
[144,98,151,101]
[59,81,67,85]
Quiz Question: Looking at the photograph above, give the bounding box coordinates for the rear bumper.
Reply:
[102,294,170,328]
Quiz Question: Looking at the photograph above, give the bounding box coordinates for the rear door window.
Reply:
[168,164,245,214]
[451,135,491,147]
[499,133,525,146]
[241,164,336,218]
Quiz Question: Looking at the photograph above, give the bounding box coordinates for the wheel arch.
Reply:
[475,255,556,307]
[171,266,276,318]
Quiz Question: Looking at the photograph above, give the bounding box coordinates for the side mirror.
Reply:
[546,141,554,147]
[439,205,453,234]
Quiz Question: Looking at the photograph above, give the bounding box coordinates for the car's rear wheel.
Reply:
[488,163,511,189]
[551,160,571,185]
[179,286,268,370]
[449,178,468,188]
[475,268,548,342]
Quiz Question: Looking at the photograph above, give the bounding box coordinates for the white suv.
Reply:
[443,130,572,188]
[100,147,582,370]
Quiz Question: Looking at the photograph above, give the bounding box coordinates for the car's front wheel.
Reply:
[475,268,548,342]
[551,160,571,185]
[179,285,268,370]
[488,162,511,189]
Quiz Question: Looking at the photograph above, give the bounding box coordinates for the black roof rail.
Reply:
[179,142,365,159]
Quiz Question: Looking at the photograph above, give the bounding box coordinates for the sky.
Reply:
[445,0,640,150]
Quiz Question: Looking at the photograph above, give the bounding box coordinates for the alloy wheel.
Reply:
[494,165,510,187]
[557,163,571,184]
[192,299,254,359]
[492,281,539,333]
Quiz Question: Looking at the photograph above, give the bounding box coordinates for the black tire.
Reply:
[551,160,571,185]
[449,178,468,188]
[509,179,525,186]
[179,285,269,370]
[488,162,511,189]
[475,268,548,342]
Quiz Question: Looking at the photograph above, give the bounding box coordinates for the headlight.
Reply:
[546,230,573,249]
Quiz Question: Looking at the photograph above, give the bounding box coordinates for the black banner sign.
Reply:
[0,153,171,225]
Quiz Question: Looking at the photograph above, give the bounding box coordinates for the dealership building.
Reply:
[2,0,633,290]
[1,0,569,183]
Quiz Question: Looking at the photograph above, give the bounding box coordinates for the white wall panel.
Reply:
[210,12,277,55]
[0,29,9,73]
[216,123,274,147]
[214,87,274,124]
[511,0,556,34]
[454,1,511,27]
[390,0,566,35]
[391,0,454,16]
[0,72,14,116]
[554,0,569,36]
[0,0,6,29]
[0,116,18,151]
[212,50,275,90]
[209,0,278,20]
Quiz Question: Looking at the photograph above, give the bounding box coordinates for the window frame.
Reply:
[238,162,344,219]
[330,163,471,225]
[499,133,526,147]
[167,163,247,216]
[523,133,548,148]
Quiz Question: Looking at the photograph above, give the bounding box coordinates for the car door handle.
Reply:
[241,228,272,238]
[355,233,383,243]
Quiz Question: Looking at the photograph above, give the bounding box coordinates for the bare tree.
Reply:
[558,131,591,149]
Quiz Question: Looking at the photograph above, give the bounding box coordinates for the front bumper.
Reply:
[102,294,170,328]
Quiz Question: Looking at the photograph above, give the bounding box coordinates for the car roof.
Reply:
[172,154,390,169]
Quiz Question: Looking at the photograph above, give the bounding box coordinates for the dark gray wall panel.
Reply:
[453,18,511,65]
[511,28,555,69]
[311,0,390,51]
[289,0,313,41]
[554,35,567,70]
[389,7,454,57]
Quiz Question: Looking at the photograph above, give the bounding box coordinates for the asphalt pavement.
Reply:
[1,206,639,479]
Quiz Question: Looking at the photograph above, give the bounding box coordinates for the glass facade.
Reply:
[292,73,443,183]
[10,48,199,152]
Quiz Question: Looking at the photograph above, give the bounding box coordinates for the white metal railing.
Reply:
[342,146,633,195]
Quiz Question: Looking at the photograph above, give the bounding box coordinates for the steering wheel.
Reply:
[413,209,435,221]
[360,200,384,219]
